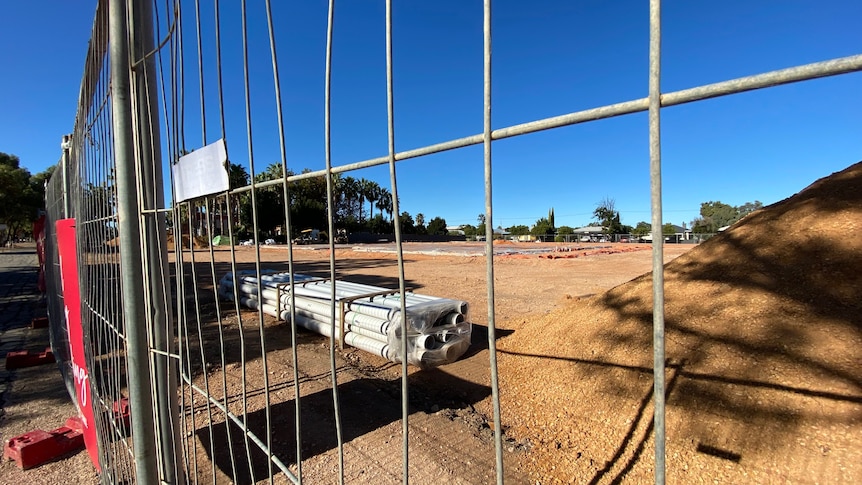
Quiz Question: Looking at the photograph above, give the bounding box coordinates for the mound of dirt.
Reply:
[167,233,209,249]
[498,162,862,483]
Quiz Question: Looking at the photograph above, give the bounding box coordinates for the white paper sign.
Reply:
[172,139,230,202]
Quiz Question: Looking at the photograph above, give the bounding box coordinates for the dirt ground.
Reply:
[5,162,860,484]
[179,162,861,484]
[173,241,692,484]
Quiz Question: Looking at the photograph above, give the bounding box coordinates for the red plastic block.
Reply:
[4,347,55,370]
[65,416,85,432]
[113,397,131,428]
[3,426,84,469]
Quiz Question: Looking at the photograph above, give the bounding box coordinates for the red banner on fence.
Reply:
[56,219,100,471]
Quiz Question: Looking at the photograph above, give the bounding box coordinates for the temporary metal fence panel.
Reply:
[73,1,141,481]
[40,0,861,483]
[42,0,176,483]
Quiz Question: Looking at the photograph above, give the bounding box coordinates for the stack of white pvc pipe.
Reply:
[218,271,472,367]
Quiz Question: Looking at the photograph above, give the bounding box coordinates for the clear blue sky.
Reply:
[1,1,860,230]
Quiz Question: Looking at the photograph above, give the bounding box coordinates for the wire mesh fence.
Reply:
[44,149,76,408]
[38,0,861,483]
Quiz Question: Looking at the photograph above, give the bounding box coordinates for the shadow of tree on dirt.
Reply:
[580,164,862,479]
[496,162,862,481]
[195,369,491,485]
[588,363,685,485]
[501,340,862,480]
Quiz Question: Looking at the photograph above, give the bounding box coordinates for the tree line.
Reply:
[0,152,52,243]
[689,200,762,233]
[473,197,764,240]
[201,162,449,239]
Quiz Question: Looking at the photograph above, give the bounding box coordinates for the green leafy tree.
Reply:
[662,223,676,235]
[357,179,378,223]
[593,197,625,234]
[557,225,574,235]
[289,168,327,231]
[30,167,54,193]
[691,201,738,233]
[548,207,555,232]
[366,181,381,220]
[376,188,393,222]
[415,212,427,235]
[368,213,392,234]
[531,217,554,236]
[632,221,651,237]
[738,200,763,218]
[254,162,284,183]
[227,163,250,228]
[0,153,48,241]
[508,225,530,236]
[426,216,448,235]
[239,162,287,235]
[228,163,250,188]
[336,176,361,224]
[461,224,477,237]
[399,211,415,234]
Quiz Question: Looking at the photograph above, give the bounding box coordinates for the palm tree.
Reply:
[416,212,426,235]
[357,178,375,223]
[365,180,381,221]
[376,187,393,222]
[337,176,360,222]
[228,163,250,189]
[228,163,250,227]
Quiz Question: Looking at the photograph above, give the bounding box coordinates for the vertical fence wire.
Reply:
[381,1,413,482]
[483,1,505,483]
[323,1,346,483]
[263,0,305,478]
[648,1,666,483]
[240,0,278,481]
[107,0,161,481]
[80,1,138,481]
[131,0,181,480]
[192,3,242,476]
[212,0,261,478]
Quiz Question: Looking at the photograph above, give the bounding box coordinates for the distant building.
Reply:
[573,225,605,235]
[571,225,607,242]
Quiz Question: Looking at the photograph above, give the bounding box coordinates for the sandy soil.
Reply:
[173,241,693,484]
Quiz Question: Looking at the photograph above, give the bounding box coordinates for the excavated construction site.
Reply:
[176,161,860,484]
[3,162,859,484]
